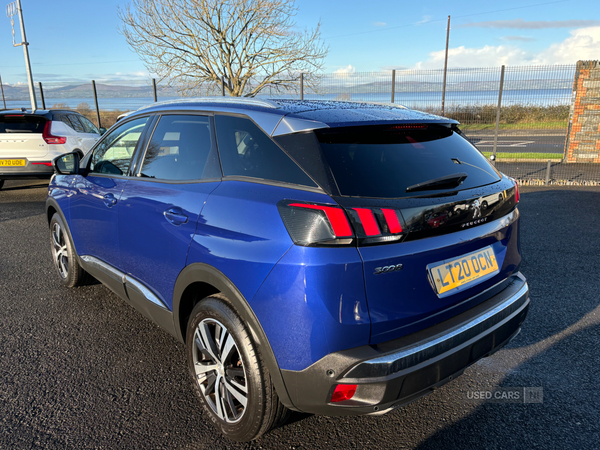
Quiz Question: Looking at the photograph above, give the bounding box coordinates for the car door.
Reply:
[69,116,150,273]
[118,113,222,310]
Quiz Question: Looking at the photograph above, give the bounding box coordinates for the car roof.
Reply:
[132,98,458,131]
[0,109,82,117]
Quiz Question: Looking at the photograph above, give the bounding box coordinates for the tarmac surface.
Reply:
[1,180,599,449]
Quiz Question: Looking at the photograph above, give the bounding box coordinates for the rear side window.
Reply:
[78,115,100,134]
[139,115,220,181]
[0,115,46,133]
[317,125,500,198]
[215,115,317,187]
[67,114,86,133]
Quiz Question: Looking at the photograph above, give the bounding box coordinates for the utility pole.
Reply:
[6,0,37,111]
[441,15,450,116]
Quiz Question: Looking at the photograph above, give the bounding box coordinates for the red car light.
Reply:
[42,121,67,145]
[31,162,52,166]
[331,384,357,403]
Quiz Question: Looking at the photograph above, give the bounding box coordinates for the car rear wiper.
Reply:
[405,172,468,193]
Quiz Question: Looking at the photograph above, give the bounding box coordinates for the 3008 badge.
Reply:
[374,264,404,275]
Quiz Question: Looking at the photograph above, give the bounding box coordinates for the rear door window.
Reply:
[138,114,220,181]
[67,114,86,133]
[78,115,100,134]
[214,115,317,187]
[0,115,46,133]
[317,125,500,198]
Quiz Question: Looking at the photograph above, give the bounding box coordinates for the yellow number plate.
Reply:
[428,246,499,296]
[0,159,26,166]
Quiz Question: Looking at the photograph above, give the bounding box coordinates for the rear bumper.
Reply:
[0,162,53,179]
[280,272,529,415]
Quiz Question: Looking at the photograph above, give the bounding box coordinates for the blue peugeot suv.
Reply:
[46,99,529,441]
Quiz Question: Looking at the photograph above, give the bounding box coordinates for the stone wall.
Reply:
[564,61,600,163]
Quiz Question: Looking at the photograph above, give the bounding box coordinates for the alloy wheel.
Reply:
[51,222,69,279]
[192,318,248,423]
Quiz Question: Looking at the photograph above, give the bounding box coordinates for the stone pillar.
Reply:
[564,60,600,163]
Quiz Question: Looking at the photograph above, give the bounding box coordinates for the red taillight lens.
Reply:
[288,203,353,237]
[352,208,380,236]
[331,384,357,403]
[42,121,67,145]
[31,162,52,166]
[381,208,403,234]
[278,201,354,246]
[514,180,520,203]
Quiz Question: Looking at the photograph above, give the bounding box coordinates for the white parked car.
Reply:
[0,109,104,189]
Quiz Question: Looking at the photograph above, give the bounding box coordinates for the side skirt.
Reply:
[79,255,177,338]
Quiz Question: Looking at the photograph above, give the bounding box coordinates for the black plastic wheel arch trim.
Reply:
[172,262,297,411]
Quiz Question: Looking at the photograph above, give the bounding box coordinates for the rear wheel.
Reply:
[49,213,89,287]
[186,296,288,441]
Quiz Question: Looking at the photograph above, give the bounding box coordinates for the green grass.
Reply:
[461,121,567,131]
[482,152,563,160]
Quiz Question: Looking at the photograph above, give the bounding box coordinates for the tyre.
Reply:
[49,213,90,287]
[186,296,289,441]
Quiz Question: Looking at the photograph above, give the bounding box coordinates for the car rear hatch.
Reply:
[276,123,521,344]
[0,114,49,159]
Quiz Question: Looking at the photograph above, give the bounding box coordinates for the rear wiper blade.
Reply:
[406,172,468,193]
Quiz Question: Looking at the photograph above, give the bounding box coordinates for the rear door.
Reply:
[69,114,101,153]
[118,114,222,309]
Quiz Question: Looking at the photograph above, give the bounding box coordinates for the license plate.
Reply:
[428,246,499,296]
[0,159,26,167]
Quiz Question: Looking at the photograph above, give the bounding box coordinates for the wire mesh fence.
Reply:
[2,63,599,185]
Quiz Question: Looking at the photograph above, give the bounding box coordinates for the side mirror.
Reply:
[99,127,107,135]
[53,152,80,175]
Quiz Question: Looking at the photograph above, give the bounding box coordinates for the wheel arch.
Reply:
[173,263,297,411]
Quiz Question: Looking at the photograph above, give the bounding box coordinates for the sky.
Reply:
[1,0,599,85]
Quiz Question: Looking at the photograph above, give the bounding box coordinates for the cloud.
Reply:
[373,22,386,27]
[334,65,356,76]
[414,27,600,68]
[500,35,536,42]
[458,19,600,29]
[535,27,600,64]
[416,15,432,25]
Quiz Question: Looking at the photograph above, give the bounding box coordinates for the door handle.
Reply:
[164,207,188,225]
[103,193,117,207]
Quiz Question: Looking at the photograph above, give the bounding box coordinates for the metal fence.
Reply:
[2,64,599,185]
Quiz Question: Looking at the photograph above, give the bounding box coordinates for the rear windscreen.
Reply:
[0,115,47,133]
[317,125,500,198]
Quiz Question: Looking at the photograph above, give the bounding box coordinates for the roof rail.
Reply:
[136,97,279,112]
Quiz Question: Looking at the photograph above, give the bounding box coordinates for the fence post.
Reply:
[492,65,505,164]
[545,160,552,185]
[0,75,6,109]
[441,15,450,116]
[92,80,101,129]
[152,78,157,102]
[391,70,395,104]
[300,73,304,100]
[222,76,226,96]
[38,82,45,109]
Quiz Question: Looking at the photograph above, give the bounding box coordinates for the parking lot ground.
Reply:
[1,180,599,449]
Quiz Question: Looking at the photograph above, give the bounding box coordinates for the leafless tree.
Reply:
[118,0,328,97]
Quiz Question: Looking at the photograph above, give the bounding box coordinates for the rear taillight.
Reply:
[42,121,67,145]
[514,180,520,203]
[278,201,405,247]
[31,162,52,166]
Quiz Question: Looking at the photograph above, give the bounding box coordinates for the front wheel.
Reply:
[186,296,288,441]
